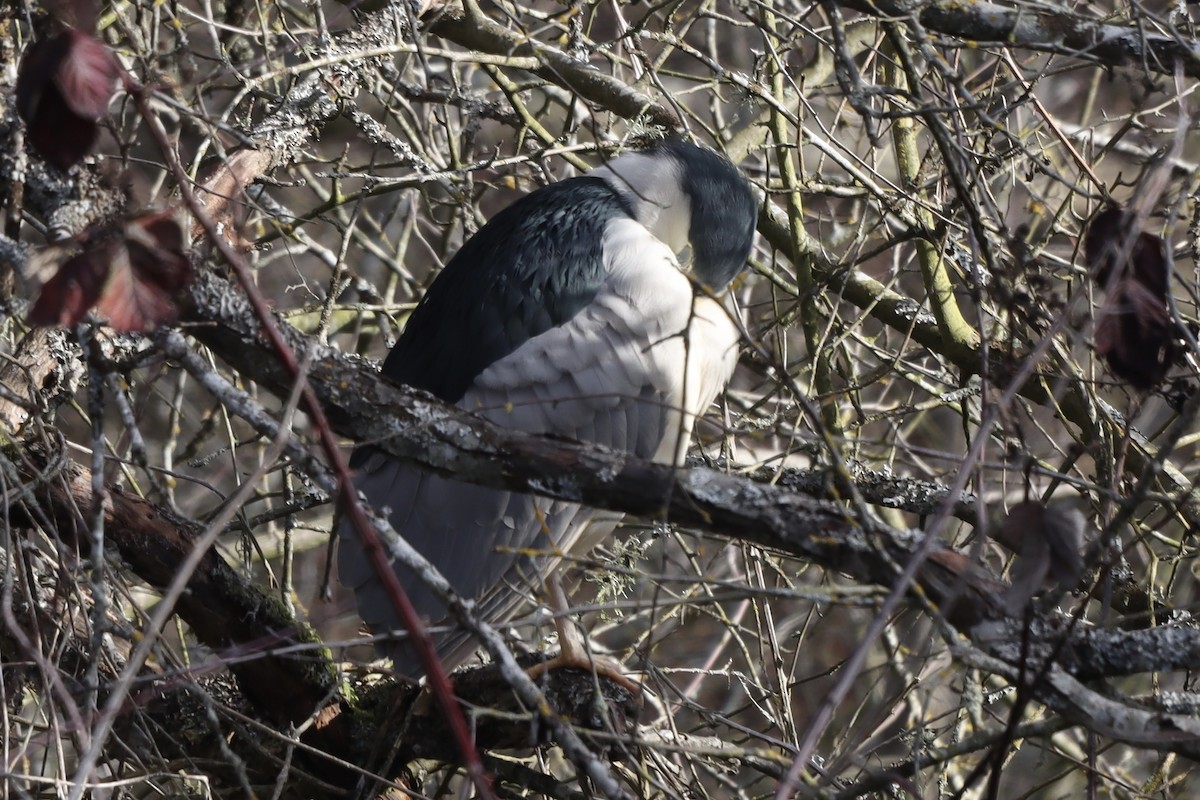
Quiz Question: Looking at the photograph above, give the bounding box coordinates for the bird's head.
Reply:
[592,139,757,290]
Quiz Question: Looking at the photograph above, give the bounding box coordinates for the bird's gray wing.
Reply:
[376,178,630,404]
[339,218,742,674]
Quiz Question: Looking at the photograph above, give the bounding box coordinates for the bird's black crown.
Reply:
[653,139,757,289]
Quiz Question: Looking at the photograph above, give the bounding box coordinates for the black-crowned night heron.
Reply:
[339,139,756,679]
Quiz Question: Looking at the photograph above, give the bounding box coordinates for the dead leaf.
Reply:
[28,240,114,327]
[1084,205,1175,389]
[994,499,1087,616]
[1094,279,1175,390]
[28,211,192,332]
[16,30,117,170]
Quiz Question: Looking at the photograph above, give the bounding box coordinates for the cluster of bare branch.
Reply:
[5,0,1200,797]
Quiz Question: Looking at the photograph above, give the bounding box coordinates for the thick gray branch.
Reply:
[846,0,1200,79]
[183,272,1200,691]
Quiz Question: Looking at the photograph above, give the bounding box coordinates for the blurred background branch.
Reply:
[5,0,1200,796]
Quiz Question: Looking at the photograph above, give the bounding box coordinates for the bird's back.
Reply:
[378,178,634,404]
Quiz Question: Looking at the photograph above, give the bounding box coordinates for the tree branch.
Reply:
[182,270,1200,745]
[845,0,1200,79]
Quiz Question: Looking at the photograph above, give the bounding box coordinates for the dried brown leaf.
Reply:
[27,241,115,327]
[1084,206,1175,389]
[1094,279,1175,390]
[994,500,1087,616]
[28,212,192,332]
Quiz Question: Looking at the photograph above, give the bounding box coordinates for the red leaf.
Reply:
[28,211,192,332]
[1094,279,1175,389]
[27,243,115,327]
[1084,205,1175,389]
[15,31,115,170]
[125,211,192,294]
[56,31,117,119]
[95,248,180,332]
[1084,206,1169,297]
